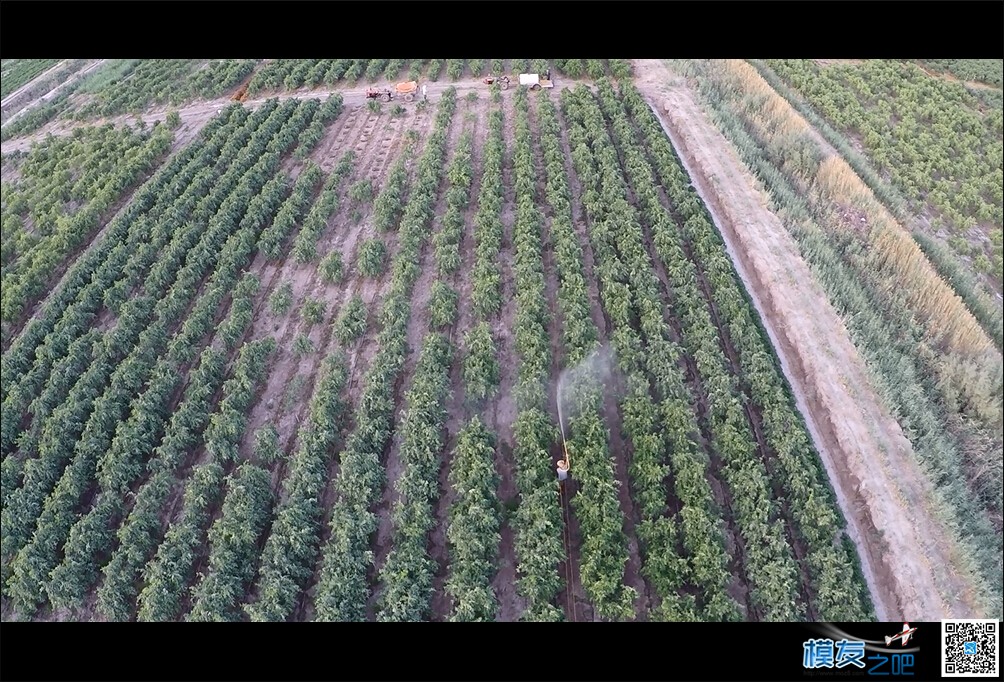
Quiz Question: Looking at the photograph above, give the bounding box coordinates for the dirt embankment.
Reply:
[631,59,985,621]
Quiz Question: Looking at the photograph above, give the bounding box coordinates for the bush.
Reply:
[427,59,444,82]
[384,59,406,81]
[319,94,344,122]
[462,322,500,400]
[561,59,584,78]
[269,282,293,315]
[254,425,282,465]
[609,60,633,79]
[428,282,458,329]
[349,179,373,206]
[365,59,388,82]
[301,298,326,326]
[447,59,465,81]
[585,59,606,79]
[335,294,367,345]
[278,374,306,414]
[357,239,386,277]
[293,334,314,357]
[949,236,973,256]
[320,250,344,283]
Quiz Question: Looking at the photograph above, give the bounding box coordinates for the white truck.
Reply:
[518,72,554,90]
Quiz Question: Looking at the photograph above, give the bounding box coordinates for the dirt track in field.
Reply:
[0,77,577,156]
[294,106,441,621]
[488,94,530,622]
[239,105,419,474]
[428,97,491,621]
[0,60,68,109]
[631,59,985,621]
[0,60,106,129]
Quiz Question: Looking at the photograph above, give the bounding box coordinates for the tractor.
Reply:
[483,74,510,90]
[367,80,419,103]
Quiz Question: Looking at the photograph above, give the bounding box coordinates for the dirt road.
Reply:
[1,60,68,109]
[631,59,985,621]
[1,76,570,155]
[1,60,107,131]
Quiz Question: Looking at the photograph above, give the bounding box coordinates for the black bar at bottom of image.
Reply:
[1,621,959,682]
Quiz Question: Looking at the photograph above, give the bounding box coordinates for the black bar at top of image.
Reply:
[0,1,1002,58]
[1,621,948,682]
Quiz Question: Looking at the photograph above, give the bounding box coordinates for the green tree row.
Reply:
[529,87,634,621]
[135,338,276,621]
[48,272,261,613]
[311,88,458,621]
[3,104,308,613]
[2,124,173,325]
[540,91,735,622]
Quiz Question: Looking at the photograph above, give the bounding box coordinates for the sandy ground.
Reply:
[631,59,984,621]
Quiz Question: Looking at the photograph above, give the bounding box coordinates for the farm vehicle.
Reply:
[483,74,510,89]
[366,80,419,102]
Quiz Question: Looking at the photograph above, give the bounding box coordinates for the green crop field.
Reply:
[0,58,999,623]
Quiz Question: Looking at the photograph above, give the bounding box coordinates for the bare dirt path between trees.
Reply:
[631,59,985,621]
[0,77,576,155]
[489,94,529,622]
[428,98,490,621]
